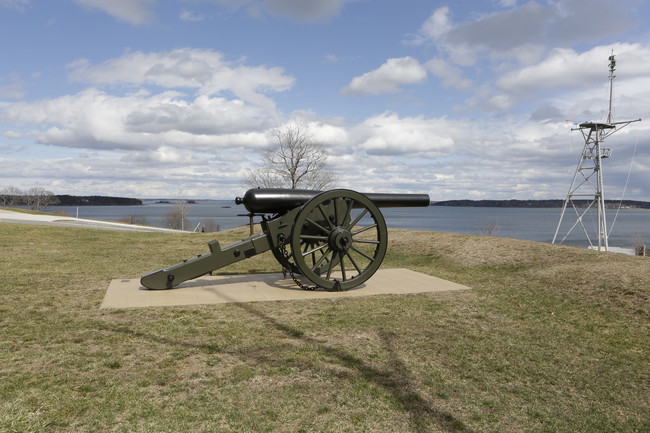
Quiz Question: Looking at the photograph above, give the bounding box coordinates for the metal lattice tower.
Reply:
[552,53,641,250]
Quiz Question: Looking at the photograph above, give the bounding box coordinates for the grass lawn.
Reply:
[0,222,648,432]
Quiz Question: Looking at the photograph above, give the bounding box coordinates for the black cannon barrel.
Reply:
[235,188,430,214]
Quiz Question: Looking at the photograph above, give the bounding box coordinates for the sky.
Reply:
[1,0,649,201]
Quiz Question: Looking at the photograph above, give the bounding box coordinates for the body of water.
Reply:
[48,201,649,249]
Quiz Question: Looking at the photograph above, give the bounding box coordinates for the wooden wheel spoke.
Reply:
[317,204,334,229]
[300,242,315,265]
[333,198,340,227]
[300,234,328,242]
[352,223,377,236]
[325,252,336,280]
[351,245,375,261]
[345,251,362,274]
[302,243,328,257]
[347,208,368,230]
[339,252,347,280]
[341,199,353,227]
[305,217,330,235]
[311,247,332,271]
[353,238,380,245]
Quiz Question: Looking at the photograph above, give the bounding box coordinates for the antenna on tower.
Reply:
[552,52,641,251]
[607,50,616,124]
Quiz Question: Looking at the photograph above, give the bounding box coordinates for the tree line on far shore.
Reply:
[1,187,142,211]
[433,199,650,209]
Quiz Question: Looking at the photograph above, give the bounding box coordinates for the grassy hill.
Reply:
[1,224,648,432]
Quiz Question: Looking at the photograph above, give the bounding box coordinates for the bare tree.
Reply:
[175,188,192,231]
[164,209,190,230]
[245,121,337,190]
[1,186,23,206]
[477,218,500,236]
[631,233,646,256]
[164,187,191,230]
[25,187,59,211]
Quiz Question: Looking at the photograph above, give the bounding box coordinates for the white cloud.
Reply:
[2,88,275,151]
[265,0,356,21]
[0,152,255,199]
[73,0,155,26]
[352,113,457,158]
[485,94,514,111]
[342,57,427,96]
[424,58,473,90]
[446,2,551,52]
[187,0,356,22]
[404,6,452,45]
[497,44,650,96]
[305,121,349,147]
[180,9,205,22]
[67,49,294,110]
[129,145,203,164]
[398,0,650,116]
[410,0,636,65]
[125,94,274,134]
[322,54,341,64]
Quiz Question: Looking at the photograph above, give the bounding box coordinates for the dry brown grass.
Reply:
[1,223,648,432]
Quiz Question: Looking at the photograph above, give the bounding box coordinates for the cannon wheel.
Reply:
[290,189,388,290]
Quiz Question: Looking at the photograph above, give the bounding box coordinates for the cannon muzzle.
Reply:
[236,188,430,214]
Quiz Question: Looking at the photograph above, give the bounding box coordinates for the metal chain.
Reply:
[277,235,320,291]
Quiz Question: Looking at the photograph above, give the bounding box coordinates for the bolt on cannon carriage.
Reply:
[141,188,430,291]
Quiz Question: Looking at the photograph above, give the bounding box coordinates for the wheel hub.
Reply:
[329,227,352,252]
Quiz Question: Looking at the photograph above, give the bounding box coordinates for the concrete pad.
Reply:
[101,268,471,309]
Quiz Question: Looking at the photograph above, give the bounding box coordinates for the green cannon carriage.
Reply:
[141,188,430,291]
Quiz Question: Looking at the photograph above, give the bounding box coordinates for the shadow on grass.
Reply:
[229,299,473,433]
[100,298,473,433]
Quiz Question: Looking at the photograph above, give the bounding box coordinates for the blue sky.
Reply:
[1,0,649,200]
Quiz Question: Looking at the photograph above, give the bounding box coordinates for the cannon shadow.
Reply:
[226,296,474,433]
[99,294,473,433]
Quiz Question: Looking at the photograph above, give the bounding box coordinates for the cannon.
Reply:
[141,188,430,291]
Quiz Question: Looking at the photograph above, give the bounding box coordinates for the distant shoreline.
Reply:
[21,195,650,209]
[54,195,143,206]
[432,199,650,209]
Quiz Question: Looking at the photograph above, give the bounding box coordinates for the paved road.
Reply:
[0,209,182,233]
